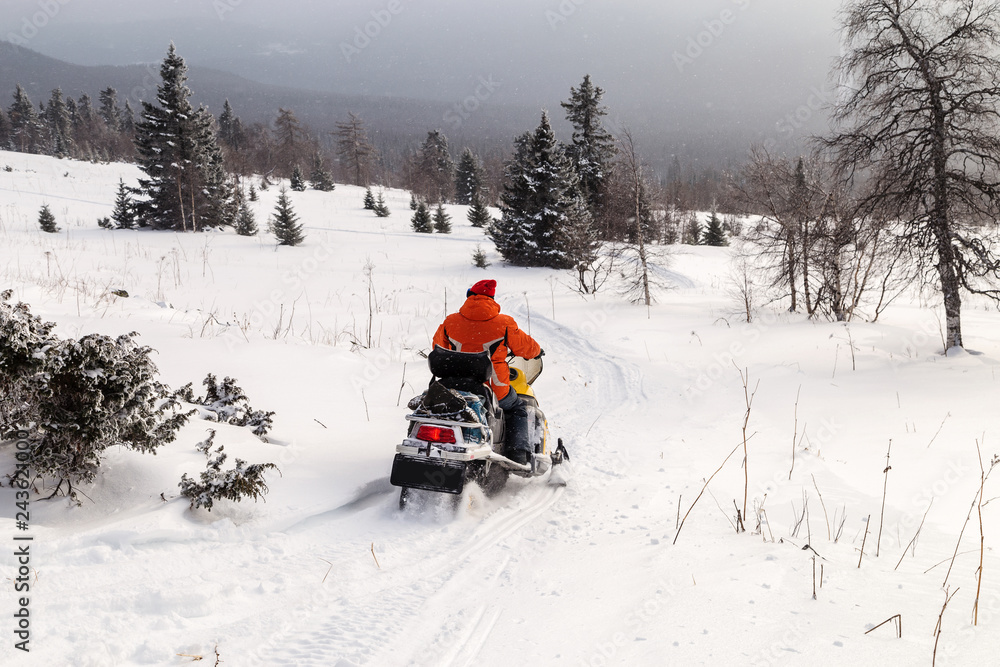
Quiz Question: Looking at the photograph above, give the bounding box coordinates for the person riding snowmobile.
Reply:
[432,279,543,465]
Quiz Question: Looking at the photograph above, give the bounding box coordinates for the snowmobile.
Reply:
[390,347,570,509]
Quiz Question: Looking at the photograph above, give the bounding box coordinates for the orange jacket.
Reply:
[432,295,541,400]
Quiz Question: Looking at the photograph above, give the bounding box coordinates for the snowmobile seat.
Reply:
[428,346,493,381]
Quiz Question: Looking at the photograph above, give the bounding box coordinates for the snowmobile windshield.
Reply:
[509,356,543,385]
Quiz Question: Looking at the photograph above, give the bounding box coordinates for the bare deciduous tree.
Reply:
[824,0,1000,348]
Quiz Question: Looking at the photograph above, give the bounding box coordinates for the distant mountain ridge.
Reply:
[0,41,535,154]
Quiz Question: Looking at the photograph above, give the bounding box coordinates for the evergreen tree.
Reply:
[248,183,258,202]
[454,147,485,204]
[409,192,419,210]
[111,179,135,230]
[373,191,391,217]
[363,186,376,210]
[133,44,231,231]
[44,89,74,157]
[702,209,727,246]
[98,87,121,132]
[472,244,490,269]
[289,164,307,191]
[488,132,534,263]
[561,75,616,213]
[411,201,433,233]
[467,190,493,228]
[271,187,304,246]
[418,130,455,202]
[0,107,10,149]
[235,198,258,236]
[218,99,244,149]
[433,202,452,233]
[309,152,335,191]
[335,112,376,186]
[119,99,136,136]
[273,107,308,174]
[491,113,592,268]
[38,204,59,233]
[683,214,703,245]
[8,84,44,153]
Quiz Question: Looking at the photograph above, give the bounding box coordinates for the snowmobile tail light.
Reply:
[416,424,457,444]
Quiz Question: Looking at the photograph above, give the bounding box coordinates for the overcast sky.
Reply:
[2,0,846,160]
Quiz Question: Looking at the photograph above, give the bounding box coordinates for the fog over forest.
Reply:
[1,0,843,170]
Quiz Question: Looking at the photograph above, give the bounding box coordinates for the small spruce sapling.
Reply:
[248,183,258,201]
[235,199,258,236]
[363,187,376,210]
[473,244,490,268]
[38,204,59,233]
[111,178,135,229]
[409,192,419,210]
[467,190,493,228]
[373,190,391,217]
[433,202,452,234]
[411,200,433,233]
[271,187,305,246]
[289,165,307,192]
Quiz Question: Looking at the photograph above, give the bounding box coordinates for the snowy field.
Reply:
[1,149,999,666]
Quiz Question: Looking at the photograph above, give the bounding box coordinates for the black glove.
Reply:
[534,349,545,359]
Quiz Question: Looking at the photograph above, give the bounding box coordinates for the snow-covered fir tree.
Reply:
[0,290,58,435]
[309,153,335,191]
[467,190,493,228]
[488,132,534,263]
[44,89,74,158]
[8,84,45,153]
[409,192,419,210]
[418,130,455,202]
[248,183,258,202]
[235,198,258,236]
[111,179,135,229]
[38,204,59,233]
[433,202,452,233]
[491,113,595,269]
[133,44,233,231]
[363,187,376,210]
[702,209,727,246]
[454,147,485,205]
[289,164,307,191]
[373,191,391,217]
[561,75,616,214]
[271,187,305,246]
[411,200,433,233]
[98,87,121,133]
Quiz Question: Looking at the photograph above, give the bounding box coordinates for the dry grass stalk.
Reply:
[858,513,871,568]
[735,364,759,521]
[932,588,958,667]
[371,542,381,570]
[673,435,754,545]
[894,499,934,571]
[864,614,901,638]
[876,439,892,557]
[973,442,998,625]
[812,474,831,541]
[789,385,801,480]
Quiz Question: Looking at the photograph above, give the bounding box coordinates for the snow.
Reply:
[1,149,999,665]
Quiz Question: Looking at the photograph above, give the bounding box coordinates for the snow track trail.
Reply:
[241,311,651,666]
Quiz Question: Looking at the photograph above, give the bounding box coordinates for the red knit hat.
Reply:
[467,279,497,298]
